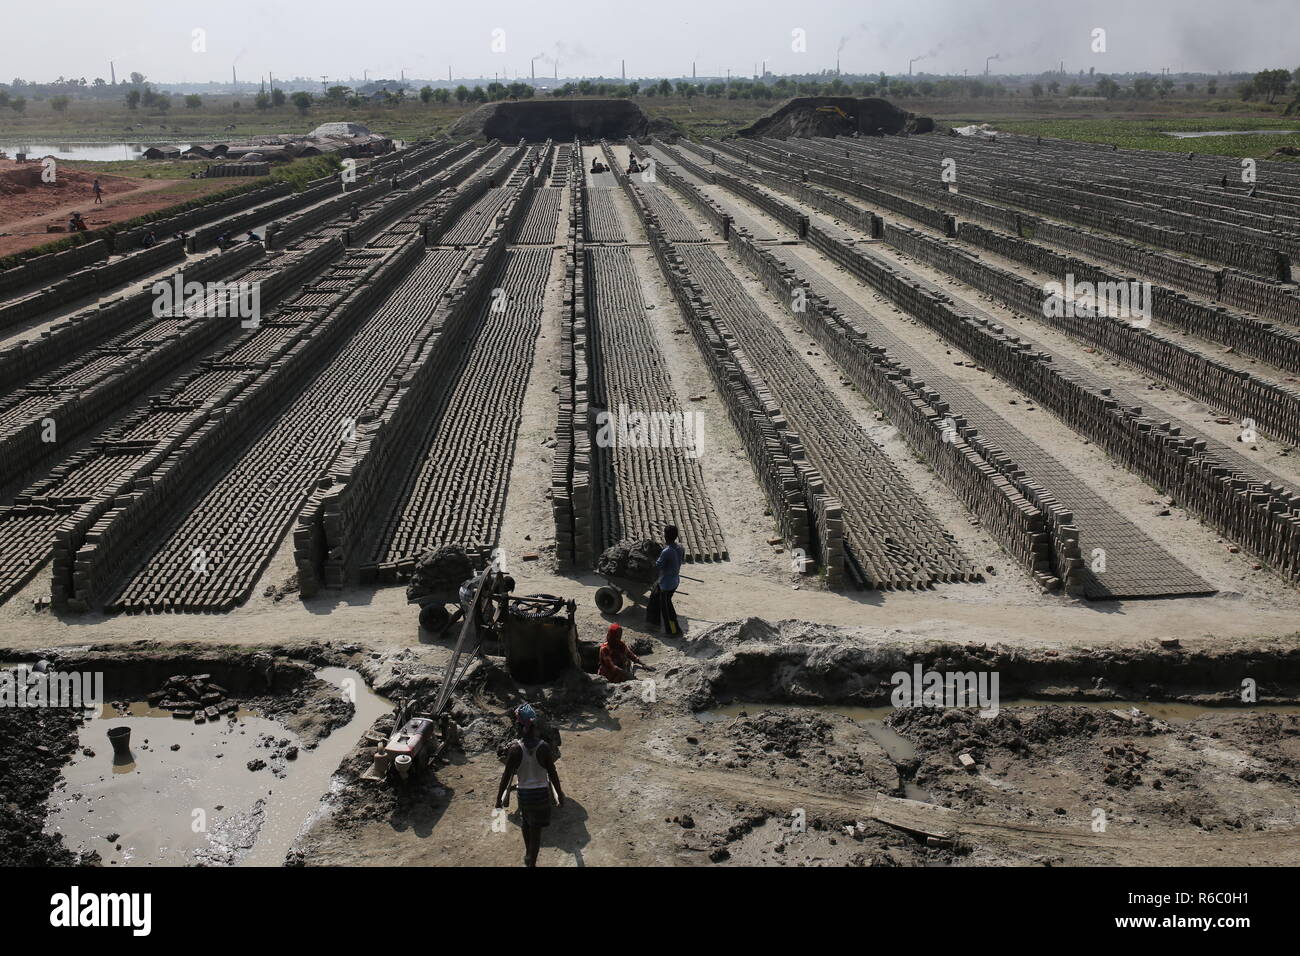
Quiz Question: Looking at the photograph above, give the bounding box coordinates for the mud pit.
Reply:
[3,644,387,867]
[269,618,1300,868]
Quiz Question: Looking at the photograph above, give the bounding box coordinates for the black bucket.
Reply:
[106,726,132,759]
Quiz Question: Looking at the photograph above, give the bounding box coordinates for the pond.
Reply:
[1164,129,1299,139]
[0,142,192,162]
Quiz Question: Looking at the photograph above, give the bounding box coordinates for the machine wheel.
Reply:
[419,603,450,633]
[594,586,623,614]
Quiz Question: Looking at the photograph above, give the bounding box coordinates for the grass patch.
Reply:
[952,114,1300,157]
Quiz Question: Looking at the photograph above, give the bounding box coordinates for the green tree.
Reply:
[154,95,170,113]
[11,96,26,114]
[125,88,141,110]
[290,90,312,114]
[657,78,672,96]
[419,85,433,103]
[50,94,70,111]
[454,84,469,103]
[325,85,351,104]
[433,87,450,103]
[1097,75,1121,98]
[1253,68,1290,104]
[271,88,286,107]
[255,91,270,110]
[1030,82,1043,97]
[129,71,146,85]
[185,94,202,109]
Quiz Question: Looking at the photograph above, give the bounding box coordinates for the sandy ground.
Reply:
[0,160,228,256]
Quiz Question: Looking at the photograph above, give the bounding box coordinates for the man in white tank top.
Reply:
[495,703,564,866]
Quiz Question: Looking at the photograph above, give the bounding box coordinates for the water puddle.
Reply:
[0,142,193,161]
[1163,130,1298,139]
[45,666,388,867]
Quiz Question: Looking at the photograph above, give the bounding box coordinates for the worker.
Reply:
[648,525,685,636]
[68,212,88,232]
[349,203,360,221]
[92,178,103,204]
[141,229,157,248]
[495,703,563,867]
[597,623,652,683]
[245,230,262,243]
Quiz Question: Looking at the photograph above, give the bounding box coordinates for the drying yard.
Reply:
[5,106,1300,870]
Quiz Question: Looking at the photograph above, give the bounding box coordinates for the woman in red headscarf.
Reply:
[596,624,652,683]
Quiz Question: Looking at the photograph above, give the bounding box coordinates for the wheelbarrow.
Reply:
[411,571,516,636]
[593,575,652,614]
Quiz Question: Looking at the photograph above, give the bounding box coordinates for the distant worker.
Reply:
[245,231,262,243]
[141,229,157,248]
[92,179,103,204]
[647,525,685,636]
[215,233,231,251]
[495,703,563,867]
[68,212,88,232]
[349,203,360,221]
[597,623,652,683]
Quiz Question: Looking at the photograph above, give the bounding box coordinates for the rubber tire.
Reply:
[419,603,450,633]
[594,586,623,614]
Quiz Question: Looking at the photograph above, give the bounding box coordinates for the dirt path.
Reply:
[0,161,228,256]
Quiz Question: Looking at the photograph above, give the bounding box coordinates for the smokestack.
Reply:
[233,65,237,88]
[621,59,625,80]
[110,61,116,85]
[692,61,696,79]
[532,60,535,80]
[837,56,840,75]
[449,66,452,82]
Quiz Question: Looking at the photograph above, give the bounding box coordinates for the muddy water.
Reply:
[46,667,388,867]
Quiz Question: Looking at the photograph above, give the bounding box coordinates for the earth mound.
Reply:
[737,97,934,139]
[448,98,675,143]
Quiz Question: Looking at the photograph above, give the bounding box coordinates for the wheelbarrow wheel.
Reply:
[419,603,451,633]
[594,586,622,614]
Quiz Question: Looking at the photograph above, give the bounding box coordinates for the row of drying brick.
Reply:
[294,153,543,591]
[46,144,506,611]
[841,221,1296,587]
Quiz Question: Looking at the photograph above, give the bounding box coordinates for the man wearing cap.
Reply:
[597,624,652,683]
[495,703,564,867]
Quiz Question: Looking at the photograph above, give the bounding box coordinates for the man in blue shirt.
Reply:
[651,525,685,636]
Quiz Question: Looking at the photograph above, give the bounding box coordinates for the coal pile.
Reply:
[737,97,934,139]
[449,99,675,142]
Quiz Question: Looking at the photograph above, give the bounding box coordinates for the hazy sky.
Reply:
[7,0,1299,83]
